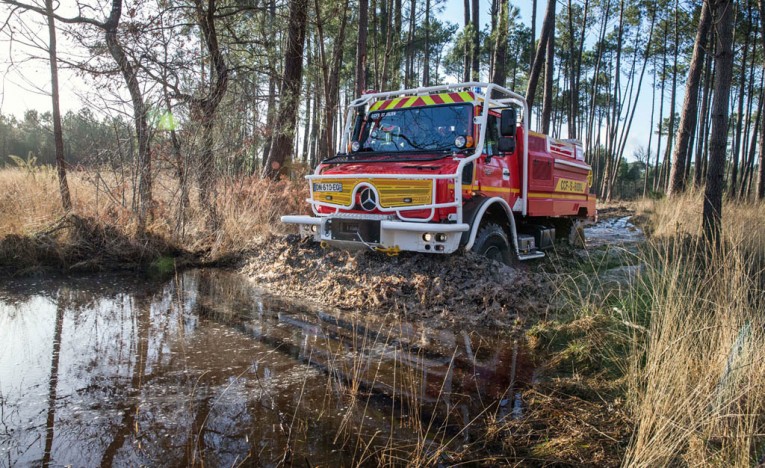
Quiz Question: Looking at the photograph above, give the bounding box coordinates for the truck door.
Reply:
[477,114,512,202]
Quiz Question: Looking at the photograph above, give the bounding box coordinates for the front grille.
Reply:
[312,178,434,208]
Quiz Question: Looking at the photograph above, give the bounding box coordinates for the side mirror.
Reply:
[498,136,516,153]
[500,108,517,137]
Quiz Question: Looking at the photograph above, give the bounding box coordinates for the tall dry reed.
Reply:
[624,194,765,467]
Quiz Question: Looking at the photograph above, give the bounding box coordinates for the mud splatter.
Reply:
[242,235,551,328]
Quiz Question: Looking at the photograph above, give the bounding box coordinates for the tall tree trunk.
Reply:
[567,0,576,138]
[704,0,735,244]
[463,0,471,82]
[405,0,415,86]
[489,0,498,75]
[309,89,321,168]
[602,0,624,201]
[585,0,611,160]
[696,36,714,187]
[45,0,72,212]
[530,0,537,68]
[669,0,711,196]
[645,64,657,197]
[392,0,402,88]
[541,2,555,134]
[471,0,479,80]
[741,74,763,198]
[661,0,680,192]
[758,0,765,199]
[301,89,312,165]
[490,0,508,93]
[264,0,309,179]
[261,0,277,168]
[315,0,349,157]
[104,0,152,232]
[380,0,392,87]
[730,2,752,196]
[355,0,369,96]
[571,0,589,140]
[653,21,668,192]
[189,0,229,230]
[526,0,555,110]
[423,0,430,86]
[371,0,379,88]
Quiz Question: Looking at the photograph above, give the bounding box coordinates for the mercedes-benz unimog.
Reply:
[282,82,596,263]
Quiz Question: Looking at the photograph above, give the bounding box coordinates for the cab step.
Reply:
[518,250,545,261]
[516,234,546,261]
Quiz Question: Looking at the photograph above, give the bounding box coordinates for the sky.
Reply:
[0,0,662,161]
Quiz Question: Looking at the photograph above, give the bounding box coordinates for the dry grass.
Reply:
[526,193,765,467]
[0,166,308,271]
[622,193,765,467]
[635,189,765,249]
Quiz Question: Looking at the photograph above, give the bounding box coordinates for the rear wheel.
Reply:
[473,223,513,265]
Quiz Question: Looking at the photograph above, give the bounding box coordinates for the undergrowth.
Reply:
[0,166,307,273]
[532,193,765,467]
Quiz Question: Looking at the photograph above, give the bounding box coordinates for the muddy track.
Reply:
[242,235,551,328]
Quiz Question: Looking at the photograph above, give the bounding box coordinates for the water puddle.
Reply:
[0,270,536,466]
[585,216,644,248]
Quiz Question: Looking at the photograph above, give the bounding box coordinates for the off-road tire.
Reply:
[473,223,513,265]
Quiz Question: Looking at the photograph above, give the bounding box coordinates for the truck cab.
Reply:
[282,82,596,263]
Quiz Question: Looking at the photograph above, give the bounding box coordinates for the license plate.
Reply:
[313,182,343,192]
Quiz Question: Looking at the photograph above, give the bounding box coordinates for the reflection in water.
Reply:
[42,299,64,467]
[0,270,535,466]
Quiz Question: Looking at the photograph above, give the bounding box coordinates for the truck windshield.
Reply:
[357,104,473,154]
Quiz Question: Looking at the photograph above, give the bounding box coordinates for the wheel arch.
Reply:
[462,197,519,254]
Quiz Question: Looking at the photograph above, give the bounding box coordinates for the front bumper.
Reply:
[281,215,469,254]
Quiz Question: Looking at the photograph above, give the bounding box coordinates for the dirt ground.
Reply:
[241,235,552,329]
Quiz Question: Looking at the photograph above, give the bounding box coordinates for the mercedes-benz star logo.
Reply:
[359,187,377,211]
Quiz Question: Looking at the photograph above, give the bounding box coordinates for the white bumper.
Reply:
[281,215,468,254]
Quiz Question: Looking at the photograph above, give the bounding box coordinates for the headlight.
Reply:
[454,136,466,148]
[423,233,433,242]
[351,141,360,152]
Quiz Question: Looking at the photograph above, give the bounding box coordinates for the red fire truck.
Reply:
[282,82,596,263]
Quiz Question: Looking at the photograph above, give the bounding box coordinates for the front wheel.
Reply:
[472,223,514,265]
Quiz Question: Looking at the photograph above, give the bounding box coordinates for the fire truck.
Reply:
[282,82,596,263]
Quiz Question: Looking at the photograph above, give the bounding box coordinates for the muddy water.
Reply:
[0,270,533,466]
[585,216,644,248]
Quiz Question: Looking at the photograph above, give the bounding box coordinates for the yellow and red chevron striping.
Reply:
[369,92,475,112]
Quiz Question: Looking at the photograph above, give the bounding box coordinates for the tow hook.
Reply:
[374,246,401,256]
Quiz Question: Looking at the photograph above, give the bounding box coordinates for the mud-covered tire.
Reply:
[473,223,513,265]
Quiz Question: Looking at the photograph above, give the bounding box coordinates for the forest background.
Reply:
[0,0,758,247]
